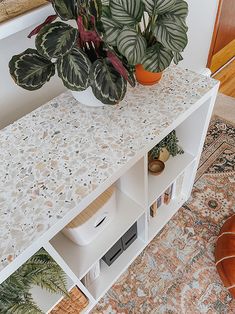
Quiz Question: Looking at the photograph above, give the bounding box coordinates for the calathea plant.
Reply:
[101,0,188,72]
[9,0,135,105]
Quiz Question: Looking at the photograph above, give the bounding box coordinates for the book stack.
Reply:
[150,182,175,217]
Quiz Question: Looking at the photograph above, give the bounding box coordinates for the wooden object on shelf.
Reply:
[158,147,170,162]
[0,0,46,23]
[50,286,89,314]
[163,185,173,205]
[148,160,165,176]
[164,193,171,205]
[150,202,157,217]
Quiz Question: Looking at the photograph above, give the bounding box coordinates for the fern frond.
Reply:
[0,248,68,313]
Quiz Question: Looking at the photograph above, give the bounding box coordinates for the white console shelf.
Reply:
[0,66,219,313]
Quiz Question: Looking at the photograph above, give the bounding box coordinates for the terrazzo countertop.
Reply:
[0,66,218,278]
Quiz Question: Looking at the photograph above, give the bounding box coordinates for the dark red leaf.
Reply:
[77,16,101,46]
[107,51,135,87]
[28,15,57,38]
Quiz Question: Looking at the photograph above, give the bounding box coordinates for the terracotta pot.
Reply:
[215,214,235,298]
[135,64,162,85]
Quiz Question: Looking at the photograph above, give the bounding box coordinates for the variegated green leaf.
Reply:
[110,0,144,25]
[9,49,55,91]
[141,43,173,72]
[89,0,102,19]
[161,13,188,32]
[117,27,147,65]
[36,22,78,59]
[142,0,176,15]
[173,51,183,64]
[154,18,188,52]
[102,5,112,17]
[90,59,127,105]
[57,47,91,91]
[102,0,110,5]
[101,17,122,45]
[168,0,188,18]
[52,0,77,20]
[160,0,188,32]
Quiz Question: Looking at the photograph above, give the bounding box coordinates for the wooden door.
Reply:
[207,0,235,72]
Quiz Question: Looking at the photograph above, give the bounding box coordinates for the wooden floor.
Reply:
[210,39,235,73]
[213,59,235,98]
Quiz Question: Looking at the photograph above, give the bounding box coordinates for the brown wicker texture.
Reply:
[0,0,47,23]
[67,185,115,228]
[50,286,89,314]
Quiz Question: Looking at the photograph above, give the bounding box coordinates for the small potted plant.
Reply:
[149,130,184,161]
[101,0,188,85]
[9,0,135,106]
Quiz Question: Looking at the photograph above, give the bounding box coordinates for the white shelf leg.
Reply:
[183,86,219,200]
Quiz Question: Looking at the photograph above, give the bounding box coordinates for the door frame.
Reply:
[207,0,223,68]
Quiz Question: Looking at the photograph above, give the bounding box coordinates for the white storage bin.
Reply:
[63,186,116,246]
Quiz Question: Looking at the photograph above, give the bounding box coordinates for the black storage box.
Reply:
[121,222,137,250]
[102,238,123,266]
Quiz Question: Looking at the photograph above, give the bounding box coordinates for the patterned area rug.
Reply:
[92,116,235,314]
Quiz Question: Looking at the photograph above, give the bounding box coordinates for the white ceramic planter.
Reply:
[71,87,104,107]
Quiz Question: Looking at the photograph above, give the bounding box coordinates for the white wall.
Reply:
[180,0,219,72]
[0,25,66,130]
[0,1,219,130]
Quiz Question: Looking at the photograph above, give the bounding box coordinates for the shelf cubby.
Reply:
[85,237,146,301]
[50,188,145,280]
[148,194,187,242]
[148,152,195,206]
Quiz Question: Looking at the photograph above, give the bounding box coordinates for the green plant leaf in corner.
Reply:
[154,17,188,52]
[117,27,147,65]
[110,0,144,25]
[160,0,189,33]
[141,43,173,72]
[52,0,78,20]
[57,47,91,91]
[142,0,176,15]
[9,48,55,91]
[90,58,127,105]
[168,0,188,18]
[36,21,78,59]
[173,51,183,64]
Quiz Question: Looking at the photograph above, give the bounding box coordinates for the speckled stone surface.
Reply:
[0,66,218,275]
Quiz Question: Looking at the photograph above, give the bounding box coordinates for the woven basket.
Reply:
[0,0,46,23]
[50,286,89,314]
